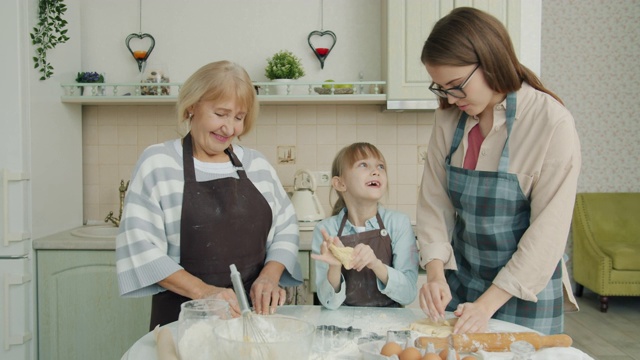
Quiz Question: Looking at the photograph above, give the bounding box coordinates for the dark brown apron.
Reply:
[337,212,399,307]
[149,133,272,329]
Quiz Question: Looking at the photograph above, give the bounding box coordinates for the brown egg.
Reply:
[422,353,442,360]
[461,356,477,360]
[380,341,403,357]
[399,347,423,360]
[438,347,460,360]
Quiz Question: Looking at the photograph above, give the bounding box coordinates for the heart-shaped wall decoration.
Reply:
[308,30,337,69]
[125,33,156,72]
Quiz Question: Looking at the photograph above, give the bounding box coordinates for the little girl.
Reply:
[311,142,418,309]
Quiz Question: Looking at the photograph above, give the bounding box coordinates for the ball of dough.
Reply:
[328,243,355,269]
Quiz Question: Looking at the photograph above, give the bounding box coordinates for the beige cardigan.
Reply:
[416,83,580,311]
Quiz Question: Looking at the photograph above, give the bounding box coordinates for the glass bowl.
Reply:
[212,314,315,359]
[176,298,231,360]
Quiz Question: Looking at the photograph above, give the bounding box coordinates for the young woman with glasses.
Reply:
[416,7,581,335]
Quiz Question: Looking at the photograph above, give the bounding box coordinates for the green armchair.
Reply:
[572,193,640,312]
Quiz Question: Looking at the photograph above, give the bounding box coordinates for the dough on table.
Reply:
[328,244,355,270]
[409,318,457,337]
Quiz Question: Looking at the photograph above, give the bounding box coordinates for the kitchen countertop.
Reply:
[33,226,117,250]
[32,225,315,251]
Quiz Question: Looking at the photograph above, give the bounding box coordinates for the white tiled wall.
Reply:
[81,105,434,223]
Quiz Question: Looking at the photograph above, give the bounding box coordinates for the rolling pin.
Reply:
[415,332,573,352]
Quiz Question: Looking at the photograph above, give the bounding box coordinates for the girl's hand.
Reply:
[419,279,452,322]
[250,276,286,315]
[311,229,344,267]
[452,302,490,334]
[351,243,380,271]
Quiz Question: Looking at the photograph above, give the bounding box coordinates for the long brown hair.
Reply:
[330,142,387,216]
[421,7,562,109]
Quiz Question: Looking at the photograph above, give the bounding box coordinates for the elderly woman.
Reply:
[116,61,302,329]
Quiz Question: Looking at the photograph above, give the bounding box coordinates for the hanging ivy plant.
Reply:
[30,0,70,80]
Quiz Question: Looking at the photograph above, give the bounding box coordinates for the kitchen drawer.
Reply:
[298,249,317,293]
[290,251,313,305]
[298,251,310,280]
[310,256,317,293]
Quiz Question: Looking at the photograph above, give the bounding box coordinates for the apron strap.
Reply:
[224,147,248,180]
[498,92,517,173]
[182,133,248,180]
[337,210,388,237]
[182,133,196,182]
[446,91,517,173]
[446,113,468,166]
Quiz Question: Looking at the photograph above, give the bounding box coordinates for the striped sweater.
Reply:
[116,139,302,297]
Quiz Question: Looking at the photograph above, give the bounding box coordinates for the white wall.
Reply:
[27,0,84,238]
[78,0,383,84]
[541,0,640,193]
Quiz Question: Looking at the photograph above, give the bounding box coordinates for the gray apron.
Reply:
[149,133,272,329]
[445,92,563,335]
[337,212,399,307]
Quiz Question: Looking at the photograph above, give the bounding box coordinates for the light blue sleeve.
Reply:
[312,217,346,310]
[376,210,419,305]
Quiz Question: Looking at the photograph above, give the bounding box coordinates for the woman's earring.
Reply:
[188,112,193,120]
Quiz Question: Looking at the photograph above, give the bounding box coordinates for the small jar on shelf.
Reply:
[140,63,170,96]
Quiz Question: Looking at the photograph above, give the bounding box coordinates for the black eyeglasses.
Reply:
[429,64,480,99]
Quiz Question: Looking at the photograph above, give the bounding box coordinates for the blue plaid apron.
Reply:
[445,92,563,335]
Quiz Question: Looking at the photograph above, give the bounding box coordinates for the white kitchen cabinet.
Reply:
[384,0,541,110]
[36,250,151,360]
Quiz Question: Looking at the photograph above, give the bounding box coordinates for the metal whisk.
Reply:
[229,264,269,358]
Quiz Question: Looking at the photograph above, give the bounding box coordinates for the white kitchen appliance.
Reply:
[290,169,325,222]
[1,1,34,359]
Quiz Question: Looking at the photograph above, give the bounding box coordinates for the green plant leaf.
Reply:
[30,0,70,80]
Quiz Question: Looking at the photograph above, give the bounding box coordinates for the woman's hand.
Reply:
[419,278,452,322]
[451,302,490,334]
[452,285,511,334]
[419,260,451,322]
[250,272,286,315]
[201,286,241,318]
[158,270,242,317]
[250,276,286,315]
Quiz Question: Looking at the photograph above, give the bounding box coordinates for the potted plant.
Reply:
[265,50,305,80]
[265,50,305,95]
[75,71,105,95]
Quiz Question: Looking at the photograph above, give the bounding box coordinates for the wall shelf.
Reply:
[61,81,387,106]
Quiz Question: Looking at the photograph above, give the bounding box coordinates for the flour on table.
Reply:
[178,321,216,360]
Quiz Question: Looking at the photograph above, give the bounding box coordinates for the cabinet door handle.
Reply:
[1,169,30,246]
[3,272,32,350]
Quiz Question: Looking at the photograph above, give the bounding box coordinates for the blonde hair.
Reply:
[421,7,563,109]
[177,60,259,138]
[330,142,388,216]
